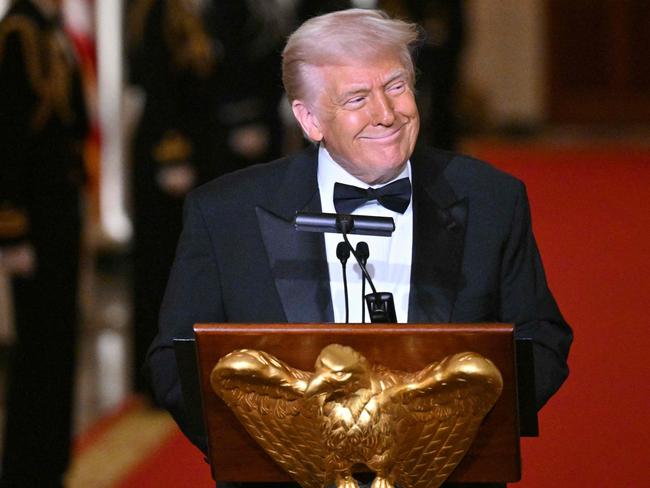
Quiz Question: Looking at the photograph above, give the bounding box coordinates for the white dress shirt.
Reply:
[317,146,413,323]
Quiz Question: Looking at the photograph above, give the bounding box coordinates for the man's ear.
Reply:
[292,100,323,142]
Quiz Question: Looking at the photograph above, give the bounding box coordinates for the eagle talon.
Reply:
[370,475,394,488]
[335,472,359,488]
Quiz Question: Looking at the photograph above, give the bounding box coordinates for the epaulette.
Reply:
[0,14,75,129]
[152,130,193,165]
[0,204,30,241]
[0,15,44,96]
[377,0,411,19]
[126,0,157,47]
[164,0,215,77]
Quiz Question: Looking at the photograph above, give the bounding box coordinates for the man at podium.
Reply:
[147,8,572,487]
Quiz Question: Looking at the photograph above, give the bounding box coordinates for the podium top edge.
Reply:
[193,323,514,334]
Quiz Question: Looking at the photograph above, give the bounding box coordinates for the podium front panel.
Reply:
[194,323,520,483]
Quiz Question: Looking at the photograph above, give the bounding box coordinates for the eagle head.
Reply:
[304,344,372,398]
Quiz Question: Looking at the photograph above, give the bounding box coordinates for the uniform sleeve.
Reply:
[0,28,36,244]
[146,191,225,452]
[500,181,573,409]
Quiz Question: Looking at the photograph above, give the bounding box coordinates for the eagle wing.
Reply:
[382,352,503,488]
[210,349,327,488]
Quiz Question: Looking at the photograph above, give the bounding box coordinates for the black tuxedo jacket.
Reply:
[147,144,572,452]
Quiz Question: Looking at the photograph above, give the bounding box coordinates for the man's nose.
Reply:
[369,93,396,126]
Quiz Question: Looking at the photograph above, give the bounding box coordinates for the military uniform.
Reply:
[0,1,88,486]
[127,0,222,396]
[127,0,288,396]
[380,0,465,150]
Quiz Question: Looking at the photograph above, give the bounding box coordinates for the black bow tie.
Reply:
[333,177,411,214]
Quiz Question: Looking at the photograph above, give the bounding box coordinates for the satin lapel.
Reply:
[256,146,334,323]
[408,147,468,323]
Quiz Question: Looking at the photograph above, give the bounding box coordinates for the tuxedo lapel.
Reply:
[408,147,468,323]
[256,146,334,323]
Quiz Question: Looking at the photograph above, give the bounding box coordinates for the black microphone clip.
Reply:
[356,242,369,323]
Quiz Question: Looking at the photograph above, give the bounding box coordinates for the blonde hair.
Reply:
[282,9,420,103]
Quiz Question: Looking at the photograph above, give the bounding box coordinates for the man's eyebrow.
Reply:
[337,70,409,101]
[338,85,370,101]
[383,69,409,85]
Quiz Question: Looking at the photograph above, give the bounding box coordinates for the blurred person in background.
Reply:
[127,0,220,401]
[296,0,354,20]
[0,0,89,486]
[380,0,465,150]
[127,0,290,400]
[206,0,291,169]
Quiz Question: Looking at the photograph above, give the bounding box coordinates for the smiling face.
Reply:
[292,52,420,185]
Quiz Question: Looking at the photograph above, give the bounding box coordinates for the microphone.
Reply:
[294,212,394,237]
[355,242,369,323]
[294,212,397,323]
[339,229,397,323]
[336,242,350,324]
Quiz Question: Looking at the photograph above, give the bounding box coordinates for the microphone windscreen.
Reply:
[356,241,369,262]
[336,241,350,261]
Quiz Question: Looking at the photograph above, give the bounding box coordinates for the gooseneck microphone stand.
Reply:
[356,242,370,323]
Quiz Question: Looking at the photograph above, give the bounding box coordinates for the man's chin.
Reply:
[362,160,408,184]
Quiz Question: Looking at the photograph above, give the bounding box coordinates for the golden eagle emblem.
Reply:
[210,344,503,488]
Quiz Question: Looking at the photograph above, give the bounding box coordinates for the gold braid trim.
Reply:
[151,130,193,165]
[126,0,157,47]
[0,15,74,130]
[164,0,215,77]
[378,0,411,19]
[41,31,74,127]
[0,16,48,123]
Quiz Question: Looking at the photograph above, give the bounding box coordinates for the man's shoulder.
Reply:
[451,152,521,187]
[190,159,287,206]
[415,145,523,196]
[418,145,519,181]
[190,146,316,206]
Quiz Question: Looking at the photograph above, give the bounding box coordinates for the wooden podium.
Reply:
[191,322,522,485]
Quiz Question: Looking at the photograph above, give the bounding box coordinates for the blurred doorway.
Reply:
[546,0,650,124]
